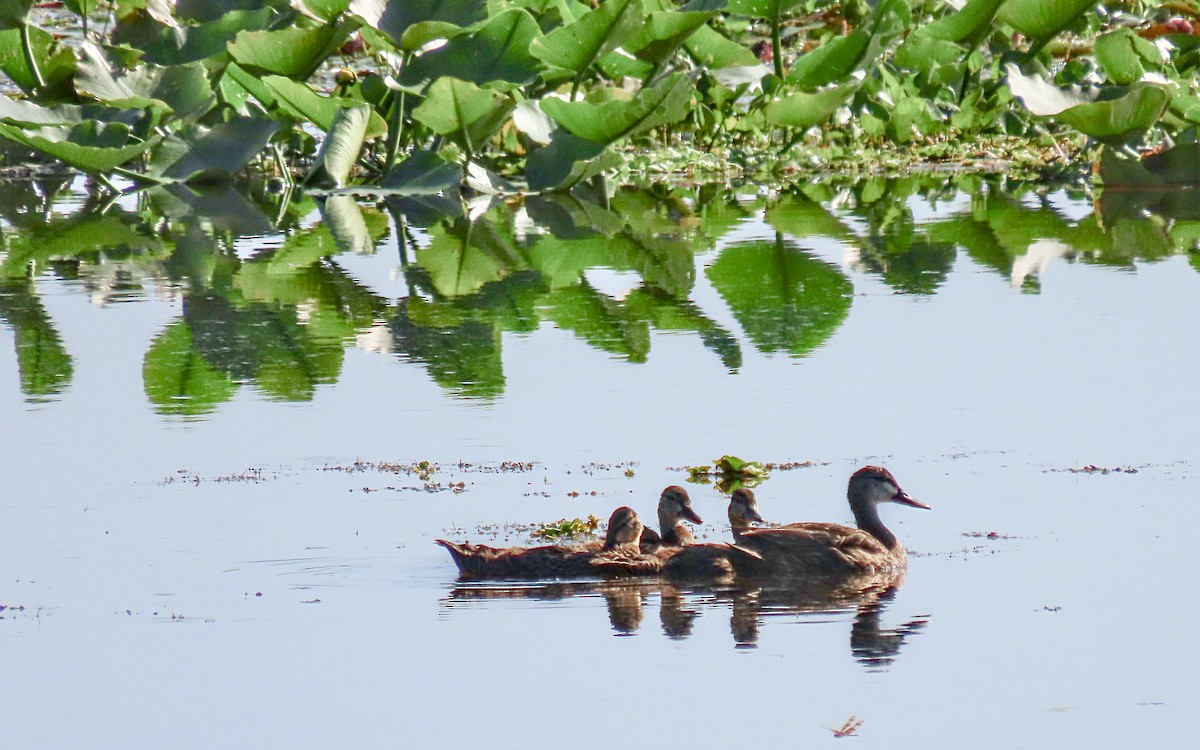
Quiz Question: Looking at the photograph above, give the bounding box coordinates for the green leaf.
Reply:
[529,0,642,75]
[764,81,859,129]
[683,23,758,68]
[149,116,280,183]
[122,8,274,66]
[305,103,372,187]
[788,0,907,88]
[0,0,34,29]
[625,9,716,66]
[540,72,692,144]
[526,131,619,192]
[725,0,806,19]
[228,18,358,79]
[400,8,542,88]
[0,25,76,96]
[382,151,463,196]
[0,119,156,173]
[411,77,513,153]
[917,0,1004,47]
[996,0,1097,41]
[75,43,216,121]
[260,75,386,138]
[349,0,487,47]
[1095,27,1159,86]
[1055,84,1171,142]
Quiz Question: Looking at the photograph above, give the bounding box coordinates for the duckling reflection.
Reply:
[442,576,928,664]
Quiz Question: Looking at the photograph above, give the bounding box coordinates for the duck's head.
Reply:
[658,485,703,529]
[849,466,930,511]
[728,488,765,529]
[604,506,644,549]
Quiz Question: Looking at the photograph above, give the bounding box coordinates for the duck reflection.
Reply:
[443,572,928,664]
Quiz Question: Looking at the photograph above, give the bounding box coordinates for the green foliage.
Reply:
[686,455,769,491]
[531,515,602,541]
[0,0,1198,192]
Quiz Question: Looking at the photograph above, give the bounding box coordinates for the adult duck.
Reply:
[638,485,703,552]
[730,466,928,576]
[437,506,644,579]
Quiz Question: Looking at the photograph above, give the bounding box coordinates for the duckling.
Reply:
[727,487,765,542]
[437,506,644,579]
[638,485,703,552]
[730,466,929,576]
[592,493,761,582]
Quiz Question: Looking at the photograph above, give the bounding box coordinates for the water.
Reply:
[1,174,1197,747]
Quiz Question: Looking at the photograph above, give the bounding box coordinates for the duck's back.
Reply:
[737,522,906,575]
[436,539,605,579]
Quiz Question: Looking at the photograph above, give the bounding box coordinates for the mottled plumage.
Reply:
[730,467,929,576]
[638,485,702,552]
[436,506,644,579]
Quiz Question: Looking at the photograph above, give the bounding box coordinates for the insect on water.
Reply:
[828,716,864,738]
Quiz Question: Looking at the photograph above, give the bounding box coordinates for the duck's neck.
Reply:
[851,501,899,550]
[660,509,695,546]
[729,512,751,541]
[662,521,695,546]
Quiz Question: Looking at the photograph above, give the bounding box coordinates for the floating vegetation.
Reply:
[161,467,273,485]
[1051,464,1141,475]
[531,515,602,542]
[684,454,769,491]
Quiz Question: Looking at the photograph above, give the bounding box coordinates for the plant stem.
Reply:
[20,22,46,91]
[771,12,784,80]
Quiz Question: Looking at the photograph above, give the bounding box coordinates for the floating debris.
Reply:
[1052,464,1140,475]
[962,531,1018,540]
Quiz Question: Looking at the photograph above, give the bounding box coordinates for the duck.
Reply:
[436,506,644,579]
[638,485,703,552]
[727,487,766,542]
[729,466,929,576]
[592,492,762,582]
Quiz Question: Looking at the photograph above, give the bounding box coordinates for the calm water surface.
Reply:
[1,175,1197,747]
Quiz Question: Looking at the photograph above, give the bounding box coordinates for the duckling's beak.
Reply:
[680,506,703,524]
[893,489,930,510]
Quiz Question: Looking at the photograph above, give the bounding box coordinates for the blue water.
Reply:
[1,177,1197,747]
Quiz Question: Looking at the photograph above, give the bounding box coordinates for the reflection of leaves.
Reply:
[859,236,956,295]
[183,293,343,401]
[0,211,163,278]
[623,288,741,372]
[388,297,504,399]
[0,281,73,399]
[543,282,650,363]
[764,192,856,243]
[417,217,517,297]
[143,318,236,417]
[707,236,852,358]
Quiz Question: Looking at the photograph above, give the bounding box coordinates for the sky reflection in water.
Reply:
[1,174,1198,747]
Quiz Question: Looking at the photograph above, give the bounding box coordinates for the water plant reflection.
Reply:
[445,574,927,659]
[3,176,1199,409]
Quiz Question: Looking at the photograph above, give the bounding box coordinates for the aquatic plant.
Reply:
[531,514,602,541]
[0,1,1198,192]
